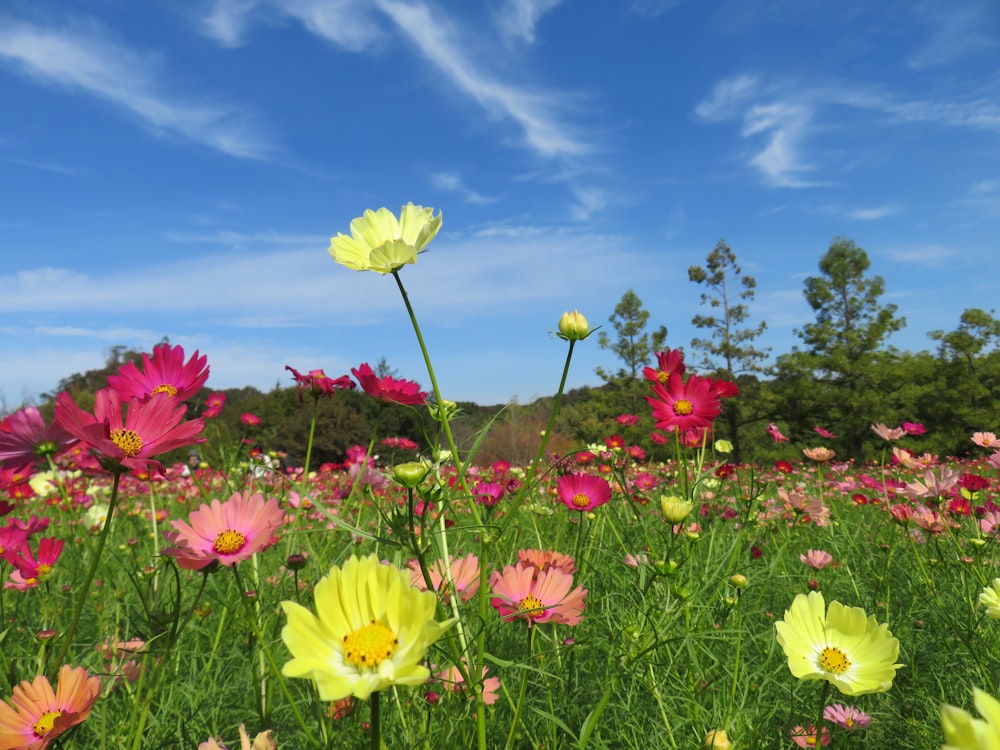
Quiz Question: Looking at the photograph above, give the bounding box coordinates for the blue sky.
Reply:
[2,0,999,408]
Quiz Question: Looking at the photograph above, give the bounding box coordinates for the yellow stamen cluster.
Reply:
[673,399,694,416]
[213,529,247,555]
[518,595,546,619]
[819,646,851,674]
[110,429,143,457]
[572,492,591,508]
[342,619,398,668]
[152,383,178,396]
[33,709,61,736]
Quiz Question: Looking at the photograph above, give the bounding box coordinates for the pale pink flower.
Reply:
[776,487,830,526]
[871,423,905,441]
[912,507,947,535]
[435,664,500,705]
[802,447,836,462]
[900,468,960,500]
[790,725,831,747]
[800,549,833,570]
[972,432,998,448]
[408,553,481,604]
[989,451,1000,471]
[823,703,872,730]
[623,552,649,567]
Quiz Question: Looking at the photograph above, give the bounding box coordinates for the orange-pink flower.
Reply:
[0,665,101,750]
[162,491,286,570]
[802,447,836,462]
[408,553,481,604]
[490,563,586,627]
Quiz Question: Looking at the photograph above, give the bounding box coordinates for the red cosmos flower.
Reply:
[556,472,612,512]
[107,343,209,402]
[240,413,261,426]
[774,459,794,474]
[285,365,355,402]
[0,407,79,472]
[646,373,721,432]
[604,434,625,450]
[351,363,428,406]
[649,431,669,445]
[959,473,991,492]
[5,537,63,590]
[54,389,205,476]
[202,392,226,419]
[643,348,685,385]
[708,378,740,399]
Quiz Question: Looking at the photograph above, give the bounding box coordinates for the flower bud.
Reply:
[729,573,748,589]
[705,729,733,750]
[557,310,593,341]
[393,462,429,488]
[660,495,694,524]
[428,399,459,422]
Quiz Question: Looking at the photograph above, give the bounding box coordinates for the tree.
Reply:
[595,290,667,411]
[688,241,770,459]
[780,238,905,458]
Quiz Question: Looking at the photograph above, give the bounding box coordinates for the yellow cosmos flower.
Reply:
[941,688,1000,750]
[280,554,456,701]
[980,579,1000,619]
[774,591,902,696]
[329,203,442,274]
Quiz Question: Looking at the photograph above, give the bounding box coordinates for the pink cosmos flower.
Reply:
[241,413,261,426]
[556,472,612,512]
[802,447,836,462]
[823,703,872,730]
[202,392,226,419]
[472,480,505,507]
[790,725,831,748]
[707,378,739,399]
[517,549,577,576]
[767,422,789,443]
[351,362,427,406]
[776,488,830,526]
[642,348,686,385]
[615,413,640,426]
[871,423,905,441]
[5,537,63,586]
[0,407,78,471]
[0,526,28,562]
[646,373,721,432]
[107,343,209,402]
[408,553,481,604]
[490,563,586,627]
[813,426,836,439]
[973,432,998,448]
[285,365,355,402]
[902,421,926,436]
[888,503,914,525]
[0,664,101,750]
[54,389,205,476]
[435,664,500,705]
[162,491,286,570]
[799,549,833,570]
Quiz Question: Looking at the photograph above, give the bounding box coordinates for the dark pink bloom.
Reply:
[162,491,286,570]
[642,348,685,385]
[54,389,205,476]
[556,472,611,512]
[107,343,209,402]
[766,422,789,443]
[351,363,427,406]
[0,406,79,471]
[490,563,586,626]
[285,365,355,402]
[241,413,261,426]
[646,373,721,432]
[814,426,836,439]
[615,413,640,426]
[473,481,505,507]
[708,378,740,399]
[902,421,926,436]
[202,392,226,419]
[6,537,63,582]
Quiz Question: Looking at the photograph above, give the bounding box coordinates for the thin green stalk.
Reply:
[304,397,319,477]
[505,627,535,750]
[51,470,122,677]
[370,691,381,750]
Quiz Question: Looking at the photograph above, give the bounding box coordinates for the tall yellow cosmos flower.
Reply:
[941,688,1000,750]
[280,554,456,701]
[329,203,442,274]
[774,591,902,696]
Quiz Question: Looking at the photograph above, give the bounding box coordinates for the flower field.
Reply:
[1,205,999,749]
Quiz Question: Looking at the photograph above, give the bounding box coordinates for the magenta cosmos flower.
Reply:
[351,363,428,406]
[162,491,286,570]
[286,366,355,402]
[0,407,78,472]
[107,343,209,402]
[54,389,205,475]
[0,664,101,750]
[642,348,686,385]
[646,372,721,433]
[490,563,587,627]
[556,472,612,512]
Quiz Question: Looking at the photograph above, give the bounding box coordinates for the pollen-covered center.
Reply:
[213,529,247,555]
[656,371,670,384]
[572,492,591,509]
[110,429,143,457]
[36,563,53,580]
[33,709,62,737]
[672,399,694,416]
[342,619,398,668]
[152,383,179,397]
[518,594,546,619]
[818,646,851,674]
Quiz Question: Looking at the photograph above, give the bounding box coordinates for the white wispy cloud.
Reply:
[494,0,565,44]
[429,172,496,205]
[568,186,610,220]
[848,205,897,221]
[0,16,273,159]
[884,244,962,267]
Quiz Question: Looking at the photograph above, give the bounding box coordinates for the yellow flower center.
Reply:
[342,620,398,668]
[818,646,851,674]
[33,709,61,736]
[845,718,855,728]
[572,492,590,508]
[36,563,52,580]
[673,399,693,416]
[518,594,546,619]
[152,383,178,397]
[213,529,247,555]
[656,371,670,384]
[110,429,143,457]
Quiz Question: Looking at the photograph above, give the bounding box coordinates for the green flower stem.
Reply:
[815,680,830,749]
[50,470,122,678]
[370,690,381,750]
[505,627,535,750]
[304,396,319,478]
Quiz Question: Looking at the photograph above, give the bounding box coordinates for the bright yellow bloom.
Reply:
[714,439,733,454]
[774,591,902,696]
[705,728,733,749]
[660,495,694,524]
[329,203,442,274]
[980,579,1000,619]
[280,555,456,701]
[941,688,1000,749]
